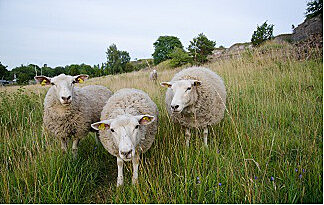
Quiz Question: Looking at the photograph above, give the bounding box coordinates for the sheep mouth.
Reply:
[61,102,71,106]
[172,109,183,114]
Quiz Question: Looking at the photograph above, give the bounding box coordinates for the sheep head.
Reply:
[35,74,88,106]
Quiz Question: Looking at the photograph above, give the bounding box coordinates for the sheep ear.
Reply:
[74,74,89,84]
[91,120,110,131]
[137,115,155,125]
[34,76,51,86]
[192,80,201,86]
[160,82,172,88]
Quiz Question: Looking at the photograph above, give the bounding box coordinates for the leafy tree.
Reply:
[168,48,192,68]
[188,33,216,64]
[152,36,183,65]
[0,62,9,80]
[66,64,81,76]
[53,66,67,76]
[10,64,38,84]
[106,44,130,74]
[305,0,323,19]
[251,21,274,46]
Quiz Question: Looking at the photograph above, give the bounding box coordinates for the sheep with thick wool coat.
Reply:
[91,88,158,186]
[36,74,113,156]
[161,66,226,146]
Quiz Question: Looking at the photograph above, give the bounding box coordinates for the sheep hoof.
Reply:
[117,178,124,187]
[132,177,138,185]
[72,149,78,159]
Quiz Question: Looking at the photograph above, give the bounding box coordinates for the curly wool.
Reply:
[43,85,113,140]
[165,67,226,128]
[99,88,159,157]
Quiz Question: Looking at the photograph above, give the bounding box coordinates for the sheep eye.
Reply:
[186,87,191,91]
[135,125,139,129]
[110,129,115,132]
[51,82,55,85]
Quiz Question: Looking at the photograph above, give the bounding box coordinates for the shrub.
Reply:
[152,36,183,65]
[305,0,323,19]
[251,21,274,46]
[188,33,216,64]
[168,48,192,68]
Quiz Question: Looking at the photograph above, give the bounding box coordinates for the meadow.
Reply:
[0,42,322,203]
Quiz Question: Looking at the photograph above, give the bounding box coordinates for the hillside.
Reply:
[0,42,322,203]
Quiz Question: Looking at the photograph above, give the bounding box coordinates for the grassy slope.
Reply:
[0,43,322,203]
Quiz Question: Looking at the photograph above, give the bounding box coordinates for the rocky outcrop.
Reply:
[292,15,323,42]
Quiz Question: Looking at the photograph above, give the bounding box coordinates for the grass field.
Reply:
[0,42,322,203]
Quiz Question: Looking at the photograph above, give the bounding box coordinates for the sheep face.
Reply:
[161,80,201,113]
[91,114,155,161]
[35,74,88,106]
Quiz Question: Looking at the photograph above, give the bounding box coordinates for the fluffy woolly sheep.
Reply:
[161,66,226,146]
[91,88,158,186]
[35,74,113,156]
[149,69,158,81]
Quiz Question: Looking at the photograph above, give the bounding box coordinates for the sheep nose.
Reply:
[121,150,132,159]
[171,105,179,110]
[61,96,71,102]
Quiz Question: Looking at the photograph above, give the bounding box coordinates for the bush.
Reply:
[168,48,192,68]
[305,0,323,19]
[152,36,183,65]
[251,21,274,46]
[188,33,216,64]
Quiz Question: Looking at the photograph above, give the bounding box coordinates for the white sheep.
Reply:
[91,88,158,186]
[35,74,113,156]
[149,69,158,81]
[161,66,226,146]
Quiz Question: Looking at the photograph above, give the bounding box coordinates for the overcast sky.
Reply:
[0,0,307,70]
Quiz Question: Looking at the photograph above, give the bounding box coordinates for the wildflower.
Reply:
[302,169,305,173]
[94,146,97,150]
[270,176,274,181]
[299,174,302,179]
[217,150,220,153]
[218,182,222,186]
[196,177,201,184]
[295,168,298,172]
[254,176,258,180]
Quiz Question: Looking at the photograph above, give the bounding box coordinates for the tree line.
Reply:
[1,0,320,85]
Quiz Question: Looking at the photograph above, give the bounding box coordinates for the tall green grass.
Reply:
[0,44,322,203]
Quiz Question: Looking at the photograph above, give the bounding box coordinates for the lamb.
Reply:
[160,66,226,146]
[149,69,158,82]
[35,74,113,156]
[91,88,158,186]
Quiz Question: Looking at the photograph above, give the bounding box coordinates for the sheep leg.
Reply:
[185,128,191,147]
[132,153,140,185]
[94,132,101,146]
[203,127,208,146]
[72,138,80,158]
[60,138,68,153]
[117,157,124,187]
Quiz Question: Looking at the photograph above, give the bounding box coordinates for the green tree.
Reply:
[66,64,81,76]
[188,33,216,64]
[106,44,131,74]
[251,21,274,46]
[168,48,192,68]
[152,36,183,65]
[305,0,323,18]
[10,64,38,84]
[0,62,9,80]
